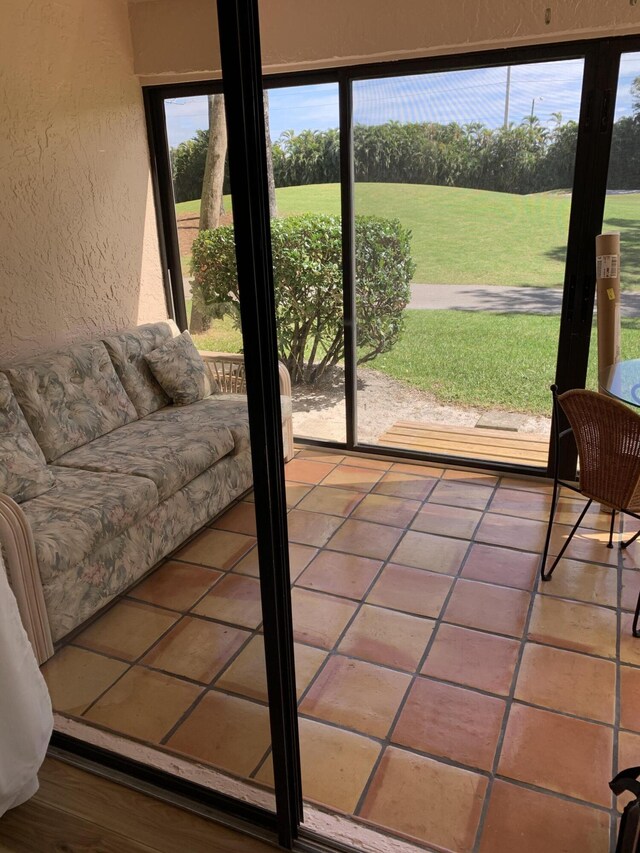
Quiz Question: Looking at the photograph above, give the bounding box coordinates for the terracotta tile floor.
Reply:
[43,448,640,852]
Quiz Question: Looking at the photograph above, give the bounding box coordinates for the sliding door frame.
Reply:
[550,39,621,477]
[145,34,640,481]
[51,0,303,849]
[216,0,302,844]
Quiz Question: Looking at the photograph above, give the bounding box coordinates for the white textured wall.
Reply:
[129,0,640,82]
[0,0,168,363]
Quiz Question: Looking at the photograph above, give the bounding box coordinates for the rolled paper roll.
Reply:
[596,232,621,392]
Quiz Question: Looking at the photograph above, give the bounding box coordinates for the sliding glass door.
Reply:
[149,43,634,478]
[46,6,300,845]
[91,27,640,853]
[351,58,585,470]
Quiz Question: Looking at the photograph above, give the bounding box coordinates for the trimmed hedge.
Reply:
[191,214,415,385]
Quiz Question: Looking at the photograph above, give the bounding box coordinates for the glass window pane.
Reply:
[588,51,640,396]
[352,59,585,469]
[165,86,344,444]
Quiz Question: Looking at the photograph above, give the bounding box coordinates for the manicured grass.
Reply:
[176,199,202,215]
[177,186,640,288]
[186,298,242,353]
[369,311,640,415]
[190,314,244,354]
[188,306,640,416]
[603,193,640,289]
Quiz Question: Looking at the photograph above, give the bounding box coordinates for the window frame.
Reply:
[145,37,640,477]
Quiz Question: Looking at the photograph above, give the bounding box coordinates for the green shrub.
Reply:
[190,214,415,385]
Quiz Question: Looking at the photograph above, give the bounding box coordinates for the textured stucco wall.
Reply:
[129,0,640,83]
[0,0,168,363]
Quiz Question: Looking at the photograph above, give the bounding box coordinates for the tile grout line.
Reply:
[158,529,298,748]
[350,476,499,818]
[49,455,635,851]
[75,608,198,720]
[249,472,436,781]
[74,527,263,740]
[295,453,630,838]
[283,491,627,571]
[63,460,410,784]
[250,470,444,785]
[470,479,625,852]
[470,471,551,853]
[248,460,374,782]
[611,516,625,853]
[158,629,264,748]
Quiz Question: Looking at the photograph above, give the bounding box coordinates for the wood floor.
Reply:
[0,758,278,853]
[378,421,549,466]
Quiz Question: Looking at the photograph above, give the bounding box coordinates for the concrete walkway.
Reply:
[409,283,640,317]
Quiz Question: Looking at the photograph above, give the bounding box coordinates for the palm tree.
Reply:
[521,114,541,129]
[462,121,485,140]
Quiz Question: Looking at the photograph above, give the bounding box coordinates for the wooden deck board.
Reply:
[0,759,277,853]
[378,421,549,466]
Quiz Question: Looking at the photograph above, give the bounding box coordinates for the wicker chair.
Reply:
[540,385,640,636]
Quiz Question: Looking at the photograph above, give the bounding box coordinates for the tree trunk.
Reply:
[263,91,277,218]
[191,94,228,333]
[199,94,227,230]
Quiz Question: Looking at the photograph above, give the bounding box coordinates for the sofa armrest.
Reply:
[199,351,247,394]
[199,350,293,399]
[278,361,294,462]
[0,493,54,663]
[199,351,294,461]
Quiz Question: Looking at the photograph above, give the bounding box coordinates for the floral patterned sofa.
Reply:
[0,320,293,663]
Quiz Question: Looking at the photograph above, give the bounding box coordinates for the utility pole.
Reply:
[530,96,543,121]
[503,65,511,128]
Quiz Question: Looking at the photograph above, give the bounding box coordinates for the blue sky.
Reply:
[165,54,640,148]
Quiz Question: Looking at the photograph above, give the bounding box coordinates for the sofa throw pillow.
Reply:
[0,373,54,503]
[144,331,218,406]
[102,321,180,418]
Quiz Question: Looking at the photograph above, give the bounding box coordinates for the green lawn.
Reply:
[180,183,640,415]
[177,185,640,288]
[191,308,640,416]
[369,311,640,415]
[368,311,568,415]
[191,314,244,353]
[176,199,202,216]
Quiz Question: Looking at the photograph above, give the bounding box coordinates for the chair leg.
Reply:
[621,524,640,550]
[541,498,592,582]
[634,591,640,638]
[540,479,560,582]
[607,509,616,549]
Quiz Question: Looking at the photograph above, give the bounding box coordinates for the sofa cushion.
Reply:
[146,395,250,455]
[102,321,179,418]
[0,373,55,502]
[54,410,235,501]
[5,341,138,462]
[21,466,159,579]
[145,394,292,456]
[144,331,218,406]
[43,451,254,642]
